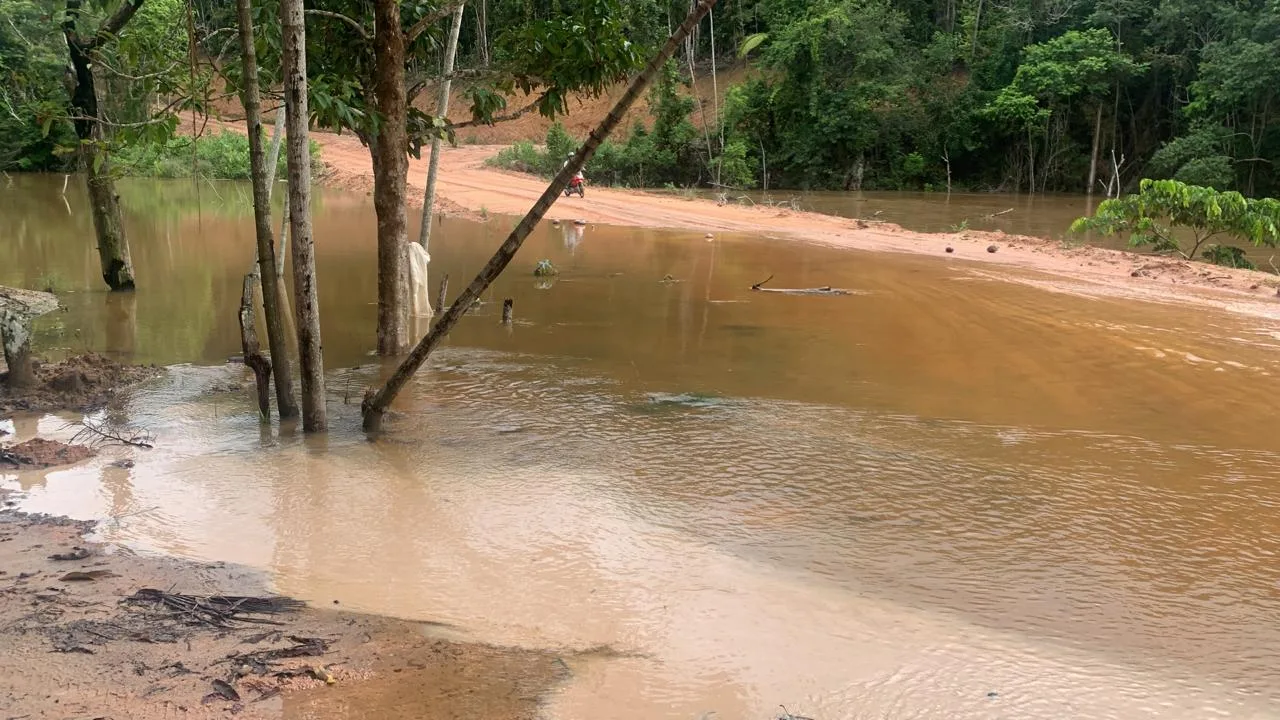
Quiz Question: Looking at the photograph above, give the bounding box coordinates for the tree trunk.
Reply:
[0,310,36,389]
[64,0,140,292]
[362,0,721,433]
[1027,129,1036,195]
[1088,102,1102,195]
[281,0,327,432]
[970,0,984,61]
[478,0,489,65]
[237,0,298,421]
[267,106,286,199]
[239,275,273,420]
[417,1,466,260]
[373,0,411,355]
[709,6,723,186]
[83,148,136,291]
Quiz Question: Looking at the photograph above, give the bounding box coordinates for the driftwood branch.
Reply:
[448,96,542,130]
[749,275,855,296]
[361,0,721,433]
[68,419,155,448]
[405,0,464,44]
[983,208,1014,219]
[303,9,370,40]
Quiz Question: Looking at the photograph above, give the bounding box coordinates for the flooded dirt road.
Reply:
[4,175,1280,718]
[196,118,1280,304]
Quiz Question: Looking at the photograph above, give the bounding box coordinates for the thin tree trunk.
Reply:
[266,105,286,199]
[709,6,722,186]
[1088,102,1102,195]
[970,0,984,61]
[281,0,327,432]
[478,0,489,66]
[362,0,721,433]
[373,0,411,355]
[418,1,466,257]
[237,0,298,420]
[1027,130,1036,195]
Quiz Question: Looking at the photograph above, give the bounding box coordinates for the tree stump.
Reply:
[238,275,273,420]
[0,287,59,389]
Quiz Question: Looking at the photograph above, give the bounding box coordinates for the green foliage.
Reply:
[0,0,77,170]
[487,62,713,188]
[113,131,321,180]
[1071,179,1280,261]
[1201,245,1255,270]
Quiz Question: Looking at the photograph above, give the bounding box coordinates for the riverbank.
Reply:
[0,494,563,719]
[191,118,1280,317]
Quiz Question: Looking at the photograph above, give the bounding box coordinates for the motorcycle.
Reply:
[564,175,585,198]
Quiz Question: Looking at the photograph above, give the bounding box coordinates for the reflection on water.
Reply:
[4,175,1280,718]
[692,188,1097,242]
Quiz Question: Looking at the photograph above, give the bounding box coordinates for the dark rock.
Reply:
[945,246,954,253]
[986,245,999,253]
[49,370,86,394]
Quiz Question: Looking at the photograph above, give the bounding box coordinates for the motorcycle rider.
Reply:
[563,153,585,185]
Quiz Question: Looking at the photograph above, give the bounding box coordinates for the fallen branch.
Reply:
[126,589,305,628]
[750,275,855,296]
[983,208,1014,219]
[68,419,154,449]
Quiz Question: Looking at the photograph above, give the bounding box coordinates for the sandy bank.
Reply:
[0,498,564,719]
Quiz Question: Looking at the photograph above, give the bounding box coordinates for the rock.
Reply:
[986,244,999,253]
[945,246,954,253]
[705,232,714,239]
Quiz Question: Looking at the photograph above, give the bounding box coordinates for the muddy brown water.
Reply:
[4,174,1280,718]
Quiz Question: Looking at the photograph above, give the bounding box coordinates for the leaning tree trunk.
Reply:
[281,0,327,432]
[65,34,135,291]
[237,0,298,421]
[417,1,466,254]
[361,0,721,433]
[372,0,411,355]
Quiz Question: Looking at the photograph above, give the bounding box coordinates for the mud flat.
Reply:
[0,496,564,719]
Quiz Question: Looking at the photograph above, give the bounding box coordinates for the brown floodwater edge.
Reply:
[190,117,1280,314]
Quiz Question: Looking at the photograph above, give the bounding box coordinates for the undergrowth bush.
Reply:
[114,130,321,180]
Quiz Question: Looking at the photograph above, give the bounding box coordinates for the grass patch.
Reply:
[114,130,322,180]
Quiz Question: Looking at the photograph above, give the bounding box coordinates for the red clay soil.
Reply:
[0,438,95,469]
[0,353,160,414]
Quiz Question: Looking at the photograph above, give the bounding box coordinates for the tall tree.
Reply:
[62,0,147,291]
[372,0,413,354]
[281,0,326,431]
[362,0,721,433]
[235,0,298,420]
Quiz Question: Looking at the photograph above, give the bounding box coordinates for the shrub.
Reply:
[113,130,321,180]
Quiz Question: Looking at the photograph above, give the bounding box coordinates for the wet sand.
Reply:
[0,494,563,719]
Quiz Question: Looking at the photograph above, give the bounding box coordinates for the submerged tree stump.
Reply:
[0,286,59,389]
[238,275,273,420]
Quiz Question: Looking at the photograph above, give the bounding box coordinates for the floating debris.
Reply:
[533,259,559,277]
[126,589,305,628]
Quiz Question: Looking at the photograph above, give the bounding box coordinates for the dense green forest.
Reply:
[3,0,1278,196]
